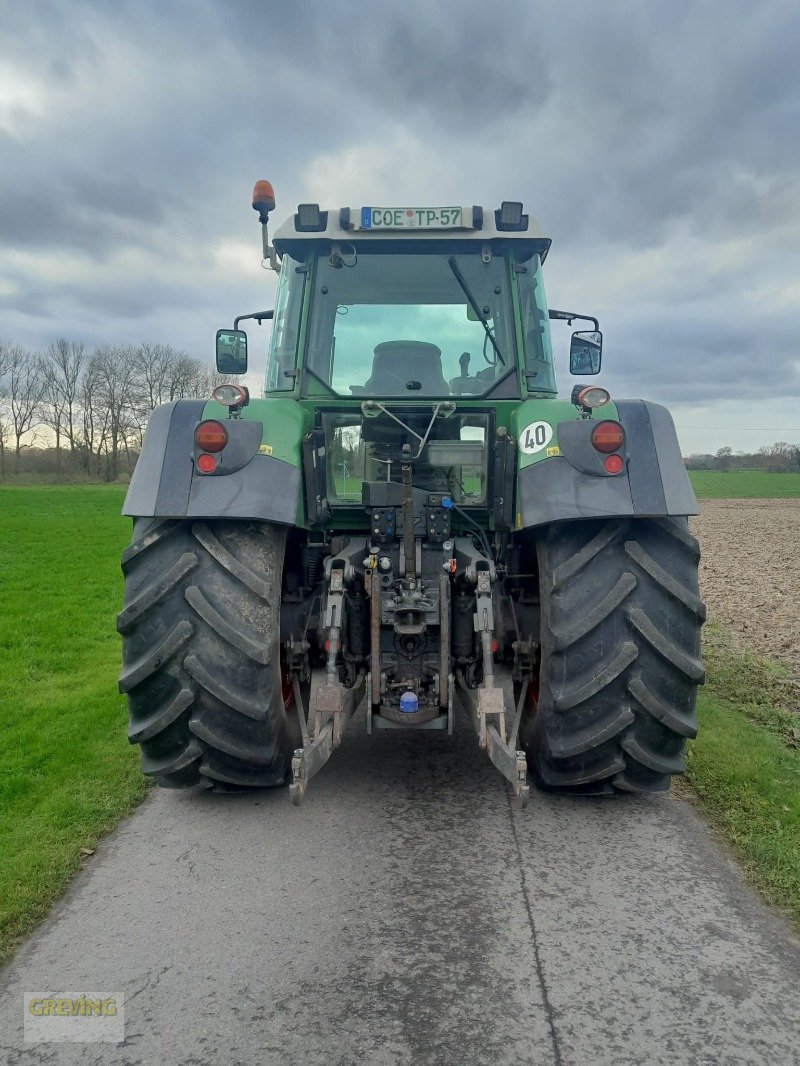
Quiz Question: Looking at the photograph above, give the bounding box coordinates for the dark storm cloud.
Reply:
[601,305,800,405]
[0,155,172,253]
[0,0,798,430]
[207,0,550,120]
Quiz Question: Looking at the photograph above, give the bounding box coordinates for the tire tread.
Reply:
[525,517,704,795]
[119,518,290,791]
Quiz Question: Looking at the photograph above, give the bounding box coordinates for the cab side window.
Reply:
[517,255,556,394]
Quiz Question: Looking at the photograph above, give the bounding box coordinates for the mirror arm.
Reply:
[233,310,274,330]
[259,220,282,273]
[549,309,599,331]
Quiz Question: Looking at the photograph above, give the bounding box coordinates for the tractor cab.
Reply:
[263,201,558,402]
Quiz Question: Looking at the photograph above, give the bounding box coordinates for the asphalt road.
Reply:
[2,710,799,1065]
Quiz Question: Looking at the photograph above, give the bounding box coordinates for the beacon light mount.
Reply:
[252,180,281,273]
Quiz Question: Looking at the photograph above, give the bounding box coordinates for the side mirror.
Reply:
[215,329,248,374]
[569,330,602,375]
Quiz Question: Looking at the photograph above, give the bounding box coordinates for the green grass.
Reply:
[685,625,800,926]
[333,475,364,501]
[689,469,800,498]
[0,486,146,964]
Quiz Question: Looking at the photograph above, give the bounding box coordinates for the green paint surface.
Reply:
[202,396,308,467]
[512,398,620,468]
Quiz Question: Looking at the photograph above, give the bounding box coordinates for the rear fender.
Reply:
[516,400,697,529]
[123,399,301,524]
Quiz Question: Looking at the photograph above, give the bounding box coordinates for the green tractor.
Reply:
[118,185,705,806]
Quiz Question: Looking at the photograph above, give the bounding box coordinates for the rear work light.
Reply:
[194,420,228,453]
[591,421,625,454]
[212,383,249,408]
[572,385,610,410]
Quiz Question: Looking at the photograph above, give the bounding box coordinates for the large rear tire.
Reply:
[118,518,292,791]
[521,517,705,794]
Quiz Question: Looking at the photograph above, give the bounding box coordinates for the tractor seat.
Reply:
[365,341,449,395]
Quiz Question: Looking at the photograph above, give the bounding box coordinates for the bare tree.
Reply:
[129,344,198,446]
[6,345,46,473]
[0,342,11,479]
[133,343,179,410]
[87,345,139,481]
[0,416,9,479]
[0,335,242,481]
[757,441,799,473]
[42,339,87,469]
[171,354,208,399]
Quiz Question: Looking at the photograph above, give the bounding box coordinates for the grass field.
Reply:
[689,469,800,497]
[685,625,800,926]
[0,486,145,963]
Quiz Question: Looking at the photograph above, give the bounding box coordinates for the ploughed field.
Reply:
[690,498,800,668]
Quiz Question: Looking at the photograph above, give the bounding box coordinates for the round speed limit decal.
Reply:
[519,421,554,454]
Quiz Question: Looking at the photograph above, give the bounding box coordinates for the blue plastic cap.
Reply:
[399,691,419,714]
[441,496,454,510]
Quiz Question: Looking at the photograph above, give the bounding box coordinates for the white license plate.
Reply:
[360,206,464,230]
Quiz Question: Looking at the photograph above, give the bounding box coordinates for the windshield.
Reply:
[305,252,517,397]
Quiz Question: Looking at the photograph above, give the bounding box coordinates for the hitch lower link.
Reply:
[289,563,364,806]
[456,566,530,808]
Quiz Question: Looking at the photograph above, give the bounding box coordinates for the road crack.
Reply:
[506,790,563,1066]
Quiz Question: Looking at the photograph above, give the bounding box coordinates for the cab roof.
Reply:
[272,202,551,261]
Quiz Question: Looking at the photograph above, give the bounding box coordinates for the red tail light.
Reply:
[603,454,624,474]
[194,420,227,453]
[196,453,217,474]
[591,421,625,454]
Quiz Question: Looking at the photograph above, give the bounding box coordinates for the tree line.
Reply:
[0,340,231,482]
[685,443,800,473]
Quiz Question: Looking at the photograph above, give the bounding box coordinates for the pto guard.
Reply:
[517,400,697,529]
[123,399,300,524]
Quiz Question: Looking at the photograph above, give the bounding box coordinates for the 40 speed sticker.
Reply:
[519,421,554,455]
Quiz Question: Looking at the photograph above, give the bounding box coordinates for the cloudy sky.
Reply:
[1,0,799,453]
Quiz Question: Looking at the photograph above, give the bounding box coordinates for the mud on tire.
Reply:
[118,518,292,791]
[521,517,706,794]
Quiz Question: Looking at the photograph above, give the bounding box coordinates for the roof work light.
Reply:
[495,201,528,231]
[294,203,328,232]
